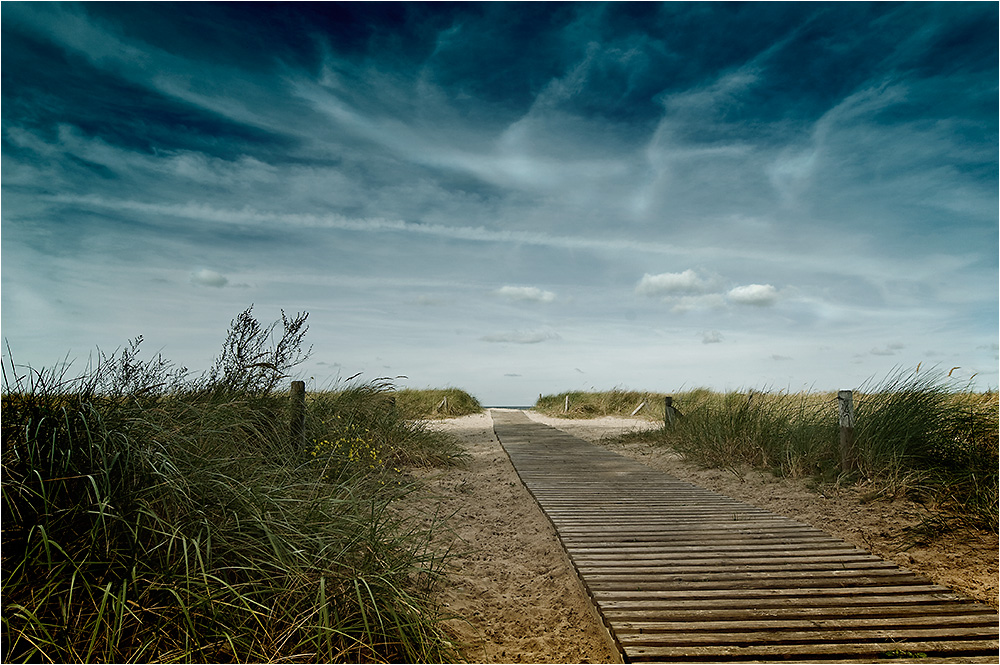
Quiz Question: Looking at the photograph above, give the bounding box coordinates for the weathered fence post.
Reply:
[564,395,569,414]
[664,396,676,427]
[290,380,306,450]
[838,390,855,473]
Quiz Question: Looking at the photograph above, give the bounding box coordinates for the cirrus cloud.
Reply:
[481,329,561,344]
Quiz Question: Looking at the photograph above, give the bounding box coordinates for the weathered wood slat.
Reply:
[626,639,1000,662]
[617,614,998,632]
[619,625,998,646]
[490,410,999,663]
[593,584,961,600]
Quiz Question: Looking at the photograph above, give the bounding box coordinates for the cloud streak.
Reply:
[495,286,556,303]
[481,330,561,345]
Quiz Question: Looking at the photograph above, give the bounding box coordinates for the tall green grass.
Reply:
[536,388,668,419]
[393,388,482,420]
[539,369,998,531]
[2,309,464,663]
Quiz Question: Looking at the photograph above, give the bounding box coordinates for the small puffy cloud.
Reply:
[495,285,556,303]
[726,284,777,306]
[481,329,560,344]
[701,330,724,344]
[636,269,708,297]
[191,268,228,288]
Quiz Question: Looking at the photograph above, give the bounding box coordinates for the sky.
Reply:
[2,2,997,405]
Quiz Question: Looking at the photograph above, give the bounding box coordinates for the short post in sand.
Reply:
[290,380,306,450]
[664,396,676,427]
[838,390,855,473]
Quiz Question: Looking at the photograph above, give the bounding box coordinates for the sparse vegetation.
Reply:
[537,369,998,532]
[2,307,464,664]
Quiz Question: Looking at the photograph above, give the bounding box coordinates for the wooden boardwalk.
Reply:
[491,410,999,663]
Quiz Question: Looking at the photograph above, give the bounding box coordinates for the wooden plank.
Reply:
[618,625,998,646]
[576,560,902,575]
[616,614,1000,633]
[592,584,962,601]
[624,639,1000,661]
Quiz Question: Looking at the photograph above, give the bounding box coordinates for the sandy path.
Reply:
[411,412,620,664]
[413,411,998,664]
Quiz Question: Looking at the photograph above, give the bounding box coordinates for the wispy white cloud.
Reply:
[495,285,556,303]
[670,294,727,313]
[870,342,905,356]
[481,329,560,344]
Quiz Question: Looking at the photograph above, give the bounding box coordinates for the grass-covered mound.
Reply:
[535,389,668,419]
[393,388,482,420]
[2,308,464,663]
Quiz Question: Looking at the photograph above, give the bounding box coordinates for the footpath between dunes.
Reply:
[409,411,998,664]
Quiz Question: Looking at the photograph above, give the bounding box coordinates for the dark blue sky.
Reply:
[3,2,997,402]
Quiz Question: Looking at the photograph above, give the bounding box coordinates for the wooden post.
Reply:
[838,390,855,473]
[564,395,569,413]
[664,396,676,427]
[290,380,306,450]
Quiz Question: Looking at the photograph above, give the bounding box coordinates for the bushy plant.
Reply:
[206,305,311,396]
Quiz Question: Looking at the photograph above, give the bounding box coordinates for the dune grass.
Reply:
[537,369,998,531]
[2,309,465,663]
[392,388,483,420]
[536,388,669,420]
